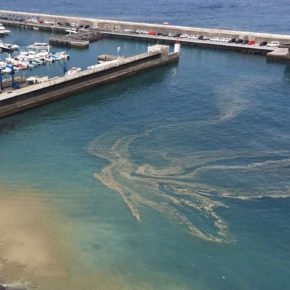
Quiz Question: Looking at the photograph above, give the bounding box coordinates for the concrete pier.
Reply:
[1,10,290,58]
[49,36,90,48]
[101,31,273,55]
[0,45,179,118]
[49,31,101,48]
[267,48,290,61]
[1,10,290,44]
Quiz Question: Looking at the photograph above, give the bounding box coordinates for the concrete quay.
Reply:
[1,9,290,44]
[49,31,102,48]
[101,31,273,55]
[267,48,290,61]
[1,10,290,58]
[0,45,179,118]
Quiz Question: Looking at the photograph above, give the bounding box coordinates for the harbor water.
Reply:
[0,1,290,290]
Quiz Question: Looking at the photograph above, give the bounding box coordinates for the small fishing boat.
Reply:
[28,42,49,51]
[66,67,81,75]
[26,76,49,84]
[0,42,19,52]
[65,28,78,34]
[0,24,10,37]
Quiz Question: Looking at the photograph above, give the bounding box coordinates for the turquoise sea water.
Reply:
[0,3,290,290]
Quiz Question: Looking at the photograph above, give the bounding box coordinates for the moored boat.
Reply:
[0,42,19,53]
[28,42,50,51]
[0,23,10,37]
[65,67,81,75]
[26,76,49,84]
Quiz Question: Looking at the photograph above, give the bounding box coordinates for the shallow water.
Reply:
[0,3,290,290]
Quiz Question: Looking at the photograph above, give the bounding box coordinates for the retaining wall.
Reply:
[0,50,179,118]
[1,10,290,43]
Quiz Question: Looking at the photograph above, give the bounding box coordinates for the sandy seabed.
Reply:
[0,186,135,290]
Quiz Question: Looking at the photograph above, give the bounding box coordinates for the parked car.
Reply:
[198,35,204,40]
[236,39,244,44]
[27,17,38,23]
[228,38,237,43]
[259,41,268,46]
[267,41,280,47]
[188,35,199,40]
[210,37,220,42]
[248,40,256,45]
[203,36,210,40]
[148,31,157,36]
[220,37,229,42]
[180,34,189,38]
[242,39,249,44]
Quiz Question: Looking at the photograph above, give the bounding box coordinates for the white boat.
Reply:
[66,67,81,75]
[0,42,19,52]
[0,24,10,36]
[87,64,99,70]
[26,76,49,84]
[65,28,78,34]
[28,42,50,51]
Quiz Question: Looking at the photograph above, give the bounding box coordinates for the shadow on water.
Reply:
[283,64,290,82]
[0,120,17,133]
[0,64,175,129]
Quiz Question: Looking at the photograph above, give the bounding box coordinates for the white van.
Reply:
[267,41,280,47]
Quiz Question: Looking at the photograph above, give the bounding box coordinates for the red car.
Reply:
[248,40,256,45]
[148,31,157,36]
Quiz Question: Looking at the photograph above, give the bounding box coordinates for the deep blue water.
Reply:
[0,2,290,290]
[1,0,290,33]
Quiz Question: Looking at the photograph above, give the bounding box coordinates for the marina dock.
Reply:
[49,31,102,48]
[0,10,289,118]
[0,45,179,118]
[0,10,290,57]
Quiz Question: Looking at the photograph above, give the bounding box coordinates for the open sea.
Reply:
[0,1,290,290]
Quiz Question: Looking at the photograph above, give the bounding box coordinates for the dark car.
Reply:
[84,25,90,29]
[236,39,244,44]
[173,33,182,37]
[259,41,268,46]
[228,38,236,43]
[198,35,204,40]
